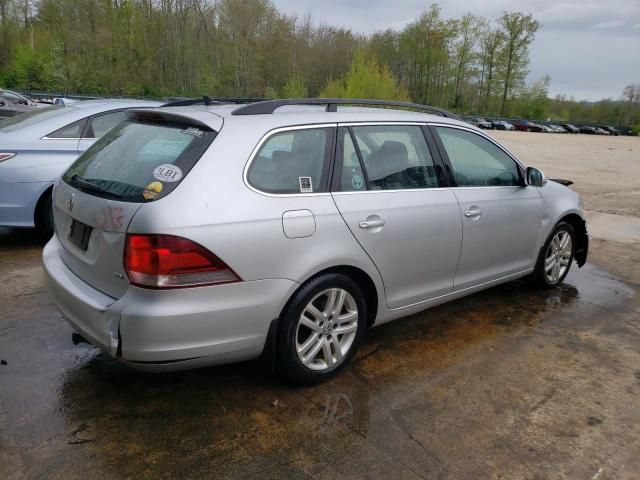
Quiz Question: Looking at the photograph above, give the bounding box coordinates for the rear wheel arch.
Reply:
[284,265,379,328]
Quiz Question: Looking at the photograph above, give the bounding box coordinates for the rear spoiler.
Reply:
[125,109,219,132]
[549,178,573,186]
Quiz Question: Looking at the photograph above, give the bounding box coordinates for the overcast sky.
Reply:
[273,0,640,101]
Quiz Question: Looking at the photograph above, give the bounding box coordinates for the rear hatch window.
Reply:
[62,113,216,203]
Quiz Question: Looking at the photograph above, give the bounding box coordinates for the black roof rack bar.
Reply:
[210,97,267,104]
[162,97,267,107]
[162,96,218,107]
[231,98,459,118]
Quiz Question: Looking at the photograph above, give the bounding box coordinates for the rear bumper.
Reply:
[43,235,298,371]
[43,237,121,355]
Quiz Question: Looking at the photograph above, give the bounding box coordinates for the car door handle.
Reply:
[359,219,386,229]
[464,209,482,217]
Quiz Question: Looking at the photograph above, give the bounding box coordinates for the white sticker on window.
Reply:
[153,164,183,183]
[182,127,204,138]
[299,176,313,193]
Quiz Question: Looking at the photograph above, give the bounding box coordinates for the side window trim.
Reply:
[428,123,525,187]
[420,125,452,188]
[330,126,372,192]
[243,123,338,197]
[347,127,371,190]
[427,124,459,187]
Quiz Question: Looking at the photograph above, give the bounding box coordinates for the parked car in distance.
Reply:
[561,123,579,133]
[594,127,610,135]
[511,120,530,132]
[600,125,619,136]
[53,98,78,106]
[527,122,546,133]
[43,98,589,384]
[0,99,161,237]
[0,98,32,118]
[580,126,598,134]
[1,89,35,106]
[492,120,515,131]
[0,89,38,117]
[548,124,567,133]
[470,117,492,129]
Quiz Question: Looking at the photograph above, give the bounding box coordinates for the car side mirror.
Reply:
[526,167,547,187]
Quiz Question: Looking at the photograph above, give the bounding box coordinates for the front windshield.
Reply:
[0,105,65,131]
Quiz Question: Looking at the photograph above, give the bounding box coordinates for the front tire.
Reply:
[277,273,367,384]
[531,222,575,289]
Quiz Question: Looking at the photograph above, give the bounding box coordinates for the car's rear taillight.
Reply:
[0,153,16,163]
[124,234,240,289]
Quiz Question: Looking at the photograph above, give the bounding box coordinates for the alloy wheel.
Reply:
[295,288,359,371]
[544,230,572,283]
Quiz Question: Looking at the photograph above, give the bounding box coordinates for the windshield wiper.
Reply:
[70,174,124,199]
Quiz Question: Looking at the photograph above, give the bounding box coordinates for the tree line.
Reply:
[0,0,638,128]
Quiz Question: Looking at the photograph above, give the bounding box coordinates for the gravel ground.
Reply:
[490,130,640,218]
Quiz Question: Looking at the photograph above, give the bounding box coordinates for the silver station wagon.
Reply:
[43,98,588,384]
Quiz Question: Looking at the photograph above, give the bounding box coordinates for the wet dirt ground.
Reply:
[2,135,640,479]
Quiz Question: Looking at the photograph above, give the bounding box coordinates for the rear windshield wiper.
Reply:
[70,174,125,199]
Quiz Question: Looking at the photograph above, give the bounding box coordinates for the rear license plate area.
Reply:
[69,219,93,251]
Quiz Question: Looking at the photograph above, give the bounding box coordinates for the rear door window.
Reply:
[342,125,439,191]
[247,127,333,194]
[63,117,216,203]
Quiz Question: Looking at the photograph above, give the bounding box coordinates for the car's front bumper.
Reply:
[43,235,298,371]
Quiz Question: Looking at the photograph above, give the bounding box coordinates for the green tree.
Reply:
[513,75,550,119]
[496,12,539,115]
[321,50,408,100]
[280,73,307,98]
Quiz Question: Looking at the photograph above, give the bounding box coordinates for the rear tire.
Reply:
[530,222,575,289]
[276,273,367,385]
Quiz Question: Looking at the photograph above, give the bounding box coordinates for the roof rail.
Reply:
[231,98,459,118]
[162,97,266,107]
